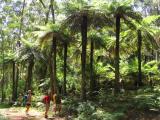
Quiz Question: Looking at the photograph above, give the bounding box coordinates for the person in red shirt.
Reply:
[43,91,51,118]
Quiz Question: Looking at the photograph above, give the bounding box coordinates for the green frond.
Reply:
[143,15,160,25]
[0,51,15,64]
[120,29,135,42]
[88,30,106,49]
[35,24,52,31]
[63,7,113,34]
[105,36,115,50]
[121,0,134,6]
[21,38,34,47]
[62,0,88,15]
[124,10,142,23]
[123,16,137,29]
[144,31,158,49]
[17,46,45,62]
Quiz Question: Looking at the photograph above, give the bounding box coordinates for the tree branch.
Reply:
[39,0,46,8]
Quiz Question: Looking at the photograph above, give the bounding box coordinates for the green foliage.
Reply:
[143,15,160,25]
[0,104,11,109]
[120,59,160,82]
[132,87,160,110]
[74,102,124,120]
[0,0,160,119]
[62,97,79,116]
[75,102,96,120]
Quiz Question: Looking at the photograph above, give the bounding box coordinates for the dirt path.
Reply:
[0,107,65,120]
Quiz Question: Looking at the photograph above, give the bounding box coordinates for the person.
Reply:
[25,90,32,115]
[17,93,23,106]
[23,92,28,106]
[53,91,62,115]
[43,91,51,118]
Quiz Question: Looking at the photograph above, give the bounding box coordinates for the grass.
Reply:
[0,104,11,109]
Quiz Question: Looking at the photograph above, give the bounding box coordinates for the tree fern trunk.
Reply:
[27,58,34,90]
[49,56,54,93]
[63,43,67,95]
[12,61,16,101]
[50,0,55,23]
[137,30,142,87]
[81,15,87,101]
[39,61,47,84]
[49,36,57,94]
[90,40,95,97]
[115,15,120,94]
[24,73,28,92]
[53,37,57,93]
[1,78,4,102]
[1,32,5,102]
[15,64,19,100]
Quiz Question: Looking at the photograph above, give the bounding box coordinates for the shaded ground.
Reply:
[123,109,160,120]
[0,107,65,120]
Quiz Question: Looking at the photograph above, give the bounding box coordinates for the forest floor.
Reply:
[0,107,65,120]
[0,107,160,120]
[124,109,160,120]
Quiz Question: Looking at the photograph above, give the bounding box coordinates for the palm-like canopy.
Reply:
[17,38,45,91]
[63,7,112,33]
[34,24,72,94]
[100,0,142,93]
[18,38,45,62]
[87,30,106,96]
[121,15,160,54]
[36,24,72,50]
[62,0,113,100]
[121,15,160,87]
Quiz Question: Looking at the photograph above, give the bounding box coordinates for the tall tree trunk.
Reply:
[24,74,28,92]
[26,59,34,90]
[49,37,57,94]
[90,40,95,97]
[16,0,25,97]
[49,56,54,93]
[49,0,56,95]
[115,15,120,94]
[17,0,25,47]
[12,61,16,101]
[1,76,4,103]
[63,43,67,95]
[39,0,51,24]
[81,15,87,101]
[50,0,55,23]
[45,6,50,24]
[38,0,49,87]
[1,77,4,103]
[137,30,142,87]
[1,31,5,102]
[53,37,57,93]
[39,61,47,84]
[15,64,19,99]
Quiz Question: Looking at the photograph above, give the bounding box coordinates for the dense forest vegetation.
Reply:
[0,0,160,120]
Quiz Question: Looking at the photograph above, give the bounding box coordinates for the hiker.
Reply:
[25,90,32,115]
[17,93,23,106]
[23,92,28,106]
[53,91,62,115]
[42,91,51,118]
